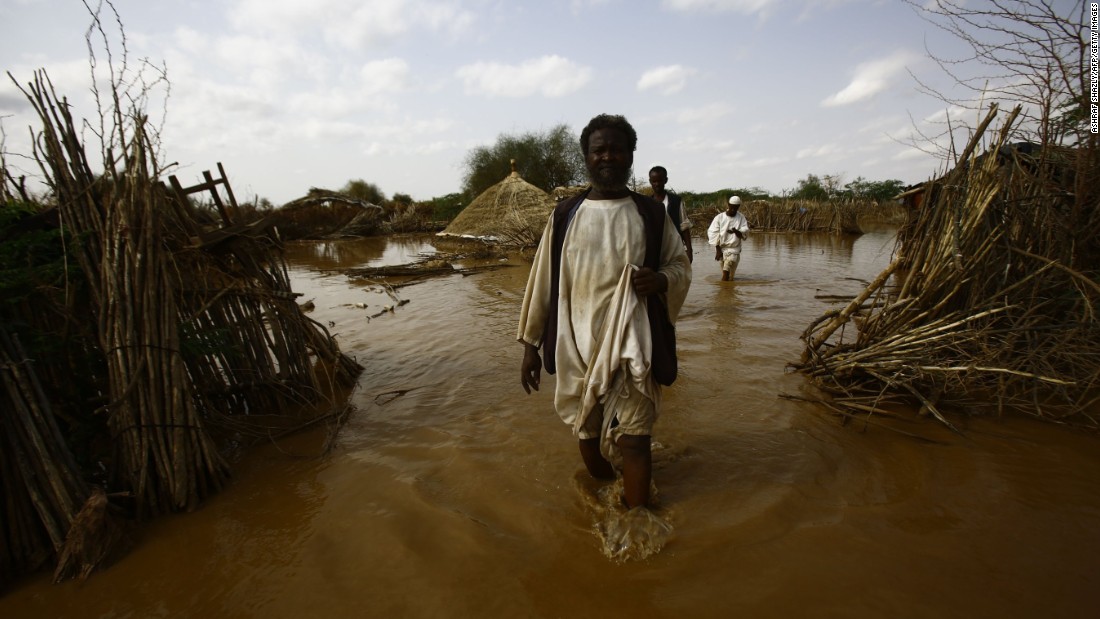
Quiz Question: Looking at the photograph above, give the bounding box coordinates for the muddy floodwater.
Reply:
[4,224,1100,618]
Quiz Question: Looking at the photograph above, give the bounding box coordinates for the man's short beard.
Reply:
[588,166,632,193]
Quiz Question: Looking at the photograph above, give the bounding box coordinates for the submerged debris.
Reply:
[343,251,516,288]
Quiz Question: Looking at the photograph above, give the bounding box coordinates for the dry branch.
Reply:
[1,67,363,584]
[794,104,1100,428]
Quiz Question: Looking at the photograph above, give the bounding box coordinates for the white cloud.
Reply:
[2,57,92,109]
[215,36,317,89]
[892,147,931,161]
[637,65,697,94]
[354,119,456,156]
[675,103,733,124]
[661,0,777,14]
[669,137,736,152]
[169,27,323,90]
[358,58,411,95]
[741,156,788,168]
[227,0,474,50]
[921,105,971,125]
[571,0,616,12]
[296,118,368,141]
[287,89,395,119]
[796,143,842,159]
[412,141,455,155]
[641,103,733,129]
[360,117,454,140]
[456,56,593,97]
[821,51,915,107]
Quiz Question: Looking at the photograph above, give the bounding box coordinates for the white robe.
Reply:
[707,211,750,253]
[517,197,691,443]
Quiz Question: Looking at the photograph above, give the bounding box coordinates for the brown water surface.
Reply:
[4,226,1099,618]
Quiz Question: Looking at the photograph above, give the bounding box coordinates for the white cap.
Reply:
[728,195,742,205]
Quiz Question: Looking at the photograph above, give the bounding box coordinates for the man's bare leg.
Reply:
[721,270,730,281]
[617,434,652,508]
[579,437,615,480]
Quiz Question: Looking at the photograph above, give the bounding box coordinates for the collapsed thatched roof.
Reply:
[438,164,556,247]
[795,104,1100,429]
[282,189,383,212]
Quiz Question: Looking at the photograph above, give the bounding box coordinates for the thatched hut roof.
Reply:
[438,162,557,247]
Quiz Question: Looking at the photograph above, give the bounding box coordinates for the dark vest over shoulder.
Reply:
[541,190,678,385]
[666,193,682,231]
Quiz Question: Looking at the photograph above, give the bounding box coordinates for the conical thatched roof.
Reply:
[438,162,556,247]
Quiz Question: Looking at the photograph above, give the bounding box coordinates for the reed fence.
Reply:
[688,199,897,235]
[1,72,361,584]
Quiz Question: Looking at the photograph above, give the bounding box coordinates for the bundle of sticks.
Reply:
[1,69,362,583]
[795,105,1100,429]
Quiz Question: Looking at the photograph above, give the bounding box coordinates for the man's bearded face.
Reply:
[585,128,633,193]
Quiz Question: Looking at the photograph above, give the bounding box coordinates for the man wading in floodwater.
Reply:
[517,114,691,509]
[707,195,750,281]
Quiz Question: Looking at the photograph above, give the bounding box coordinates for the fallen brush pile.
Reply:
[1,72,361,585]
[794,105,1100,429]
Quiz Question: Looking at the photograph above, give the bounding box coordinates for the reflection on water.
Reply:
[286,235,437,269]
[4,227,1100,618]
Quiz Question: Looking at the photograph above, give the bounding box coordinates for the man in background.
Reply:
[648,166,693,263]
[707,195,750,281]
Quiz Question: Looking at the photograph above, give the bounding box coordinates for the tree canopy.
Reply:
[679,187,772,206]
[789,173,904,202]
[842,177,906,202]
[790,174,830,201]
[461,124,585,198]
[341,179,386,204]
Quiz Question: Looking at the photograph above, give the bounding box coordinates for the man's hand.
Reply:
[733,229,744,240]
[714,247,722,261]
[521,343,542,394]
[632,267,668,297]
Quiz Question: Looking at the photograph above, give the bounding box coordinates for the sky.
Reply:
[0,0,1044,205]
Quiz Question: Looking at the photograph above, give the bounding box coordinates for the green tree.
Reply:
[841,177,906,202]
[679,187,772,208]
[865,179,906,202]
[425,192,465,222]
[841,176,869,199]
[341,179,386,204]
[461,124,585,198]
[391,192,414,206]
[790,174,829,201]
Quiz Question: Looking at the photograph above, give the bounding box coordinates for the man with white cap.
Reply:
[707,195,750,281]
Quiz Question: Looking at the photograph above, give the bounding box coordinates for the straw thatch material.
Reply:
[2,71,362,584]
[794,105,1100,429]
[329,206,386,237]
[439,166,556,247]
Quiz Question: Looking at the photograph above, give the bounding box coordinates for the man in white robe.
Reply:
[517,114,691,509]
[707,195,750,281]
